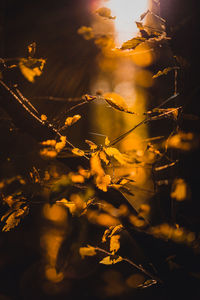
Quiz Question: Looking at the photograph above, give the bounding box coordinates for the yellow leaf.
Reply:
[110,235,120,253]
[99,256,123,265]
[105,136,110,146]
[72,148,85,156]
[96,174,111,192]
[95,7,116,20]
[104,92,135,114]
[79,245,96,259]
[99,151,109,165]
[104,147,132,165]
[41,114,47,121]
[65,115,81,127]
[55,136,66,153]
[19,58,45,82]
[85,139,98,150]
[90,152,104,177]
[171,178,188,201]
[77,26,94,40]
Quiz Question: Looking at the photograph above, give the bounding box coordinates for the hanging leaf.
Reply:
[110,235,120,253]
[104,92,135,114]
[99,255,123,265]
[121,37,146,50]
[79,245,96,259]
[19,58,46,82]
[96,7,116,20]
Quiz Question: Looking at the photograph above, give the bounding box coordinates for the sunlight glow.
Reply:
[105,0,149,46]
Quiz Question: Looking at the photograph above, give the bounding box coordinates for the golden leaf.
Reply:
[104,147,132,165]
[65,115,81,127]
[79,245,96,259]
[70,173,85,183]
[55,136,66,152]
[105,136,110,146]
[41,114,47,121]
[104,92,135,114]
[171,178,188,202]
[90,152,104,177]
[99,151,109,165]
[41,139,56,147]
[100,256,123,265]
[95,7,116,20]
[85,139,98,150]
[19,58,45,82]
[77,26,94,40]
[110,235,120,253]
[72,148,85,156]
[96,174,111,192]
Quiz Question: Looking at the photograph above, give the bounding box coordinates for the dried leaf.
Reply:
[104,92,135,114]
[72,148,85,156]
[138,279,157,289]
[152,67,179,79]
[65,115,81,127]
[77,26,94,40]
[55,136,66,152]
[121,37,146,50]
[19,58,45,82]
[110,235,120,253]
[1,205,29,232]
[85,139,98,150]
[100,255,123,265]
[79,245,96,258]
[41,114,47,121]
[96,7,116,20]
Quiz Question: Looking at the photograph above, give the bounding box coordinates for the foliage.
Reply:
[0,1,200,299]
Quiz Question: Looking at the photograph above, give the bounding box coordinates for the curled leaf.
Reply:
[110,234,120,253]
[85,139,98,150]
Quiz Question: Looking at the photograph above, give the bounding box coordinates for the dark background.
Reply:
[1,0,200,299]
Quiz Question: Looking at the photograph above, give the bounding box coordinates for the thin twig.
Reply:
[94,246,163,284]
